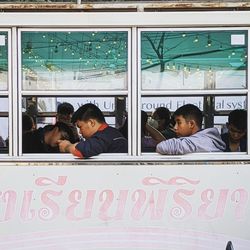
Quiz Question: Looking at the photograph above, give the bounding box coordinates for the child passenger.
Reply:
[23,122,75,153]
[156,104,226,155]
[221,109,247,152]
[58,103,128,158]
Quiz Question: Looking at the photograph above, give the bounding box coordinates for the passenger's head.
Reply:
[22,113,35,133]
[173,104,203,137]
[152,107,171,131]
[44,122,75,147]
[227,109,247,143]
[57,102,74,123]
[72,103,105,139]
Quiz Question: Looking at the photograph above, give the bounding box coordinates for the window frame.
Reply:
[17,28,132,157]
[0,29,12,157]
[138,27,250,159]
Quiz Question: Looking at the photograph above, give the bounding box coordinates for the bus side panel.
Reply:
[0,164,249,250]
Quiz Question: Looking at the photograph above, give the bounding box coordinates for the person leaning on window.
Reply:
[221,109,247,152]
[22,122,75,153]
[152,104,226,155]
[58,103,128,158]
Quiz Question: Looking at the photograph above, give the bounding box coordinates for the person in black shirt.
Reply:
[23,122,75,153]
[221,109,247,152]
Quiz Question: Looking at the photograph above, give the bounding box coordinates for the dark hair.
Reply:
[57,102,74,116]
[174,104,203,128]
[72,103,105,124]
[22,113,34,132]
[228,109,247,131]
[45,122,75,143]
[153,107,171,126]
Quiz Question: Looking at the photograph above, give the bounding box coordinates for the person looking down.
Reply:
[23,122,75,153]
[58,103,128,158]
[221,109,247,152]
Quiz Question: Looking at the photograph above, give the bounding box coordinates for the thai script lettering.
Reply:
[0,176,248,222]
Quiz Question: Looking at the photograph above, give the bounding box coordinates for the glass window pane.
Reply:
[21,31,128,91]
[142,96,204,113]
[141,95,248,152]
[141,30,247,90]
[0,97,8,112]
[0,32,8,91]
[37,97,118,113]
[0,97,9,153]
[215,96,246,111]
[214,116,228,134]
[22,96,127,154]
[0,117,8,153]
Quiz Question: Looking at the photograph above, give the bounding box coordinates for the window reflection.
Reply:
[141,30,247,90]
[22,96,128,153]
[22,31,128,91]
[0,32,8,91]
[0,117,8,151]
[141,95,247,151]
[0,97,8,153]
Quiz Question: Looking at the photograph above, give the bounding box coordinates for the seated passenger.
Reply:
[156,104,226,155]
[23,122,75,153]
[150,107,176,139]
[221,109,247,152]
[58,103,128,158]
[56,102,79,142]
[22,113,35,134]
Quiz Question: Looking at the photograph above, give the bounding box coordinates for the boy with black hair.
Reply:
[57,102,74,123]
[221,109,247,152]
[56,102,79,142]
[156,104,226,155]
[23,122,75,153]
[22,113,35,133]
[58,103,128,158]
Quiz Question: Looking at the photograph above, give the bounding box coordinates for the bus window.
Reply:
[0,31,9,154]
[21,31,128,91]
[141,30,247,90]
[20,29,130,156]
[140,29,247,154]
[21,96,128,154]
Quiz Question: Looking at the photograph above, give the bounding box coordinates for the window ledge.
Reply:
[0,152,250,165]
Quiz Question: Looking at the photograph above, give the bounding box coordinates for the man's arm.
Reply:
[145,123,166,144]
[58,140,78,154]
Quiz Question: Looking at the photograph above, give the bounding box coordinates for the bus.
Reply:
[0,1,250,249]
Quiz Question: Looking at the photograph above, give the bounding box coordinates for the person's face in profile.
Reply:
[174,115,193,137]
[76,119,96,139]
[227,123,246,143]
